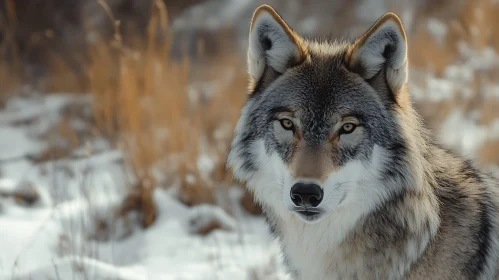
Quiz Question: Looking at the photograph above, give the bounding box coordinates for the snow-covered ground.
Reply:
[0,94,288,280]
[1,1,499,279]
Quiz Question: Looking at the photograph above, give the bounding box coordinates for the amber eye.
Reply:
[279,119,295,131]
[340,123,357,134]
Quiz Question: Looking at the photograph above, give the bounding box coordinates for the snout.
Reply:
[289,182,324,223]
[290,182,324,207]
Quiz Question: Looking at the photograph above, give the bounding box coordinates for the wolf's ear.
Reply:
[247,5,307,91]
[346,12,408,99]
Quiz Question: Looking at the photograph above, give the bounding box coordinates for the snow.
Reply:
[187,204,237,234]
[0,126,44,161]
[0,163,285,280]
[1,1,499,279]
[0,95,286,280]
[410,43,499,103]
[439,109,499,157]
[427,18,447,45]
[197,154,216,178]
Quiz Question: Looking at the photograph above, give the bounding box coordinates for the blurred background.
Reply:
[0,0,498,279]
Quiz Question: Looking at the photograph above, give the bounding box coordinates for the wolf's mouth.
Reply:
[292,208,323,222]
[296,210,320,217]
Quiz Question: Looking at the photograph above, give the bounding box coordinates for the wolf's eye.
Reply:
[340,123,357,134]
[279,119,295,131]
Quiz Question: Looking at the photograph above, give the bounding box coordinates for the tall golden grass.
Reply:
[87,0,246,226]
[0,0,22,105]
[0,0,250,226]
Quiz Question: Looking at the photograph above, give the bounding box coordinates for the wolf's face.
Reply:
[228,5,412,223]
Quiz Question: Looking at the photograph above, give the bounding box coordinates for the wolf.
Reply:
[227,4,499,280]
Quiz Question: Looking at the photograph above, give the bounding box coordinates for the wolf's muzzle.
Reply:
[290,182,323,207]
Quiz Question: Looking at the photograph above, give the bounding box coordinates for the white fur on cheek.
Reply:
[246,140,292,215]
[248,12,301,82]
[321,145,392,214]
[339,145,396,208]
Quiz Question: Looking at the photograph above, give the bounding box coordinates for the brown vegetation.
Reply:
[86,0,248,226]
[0,0,498,226]
[480,140,499,165]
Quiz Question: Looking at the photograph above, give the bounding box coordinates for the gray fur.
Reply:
[227,5,499,280]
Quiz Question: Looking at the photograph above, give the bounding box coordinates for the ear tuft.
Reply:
[346,12,408,95]
[247,5,306,90]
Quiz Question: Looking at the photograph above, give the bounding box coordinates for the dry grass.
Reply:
[88,0,181,227]
[0,0,251,225]
[86,0,247,226]
[409,0,499,74]
[0,0,23,105]
[0,60,21,107]
[42,52,89,93]
[480,140,499,165]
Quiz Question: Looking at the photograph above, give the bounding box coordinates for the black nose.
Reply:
[290,183,323,207]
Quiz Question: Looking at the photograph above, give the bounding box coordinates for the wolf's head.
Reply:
[228,5,424,223]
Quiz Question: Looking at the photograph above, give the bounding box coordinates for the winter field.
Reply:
[1,0,499,279]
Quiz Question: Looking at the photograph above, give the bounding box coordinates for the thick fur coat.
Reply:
[227,5,499,280]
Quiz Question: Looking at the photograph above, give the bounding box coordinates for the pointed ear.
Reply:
[247,5,307,91]
[346,12,408,98]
